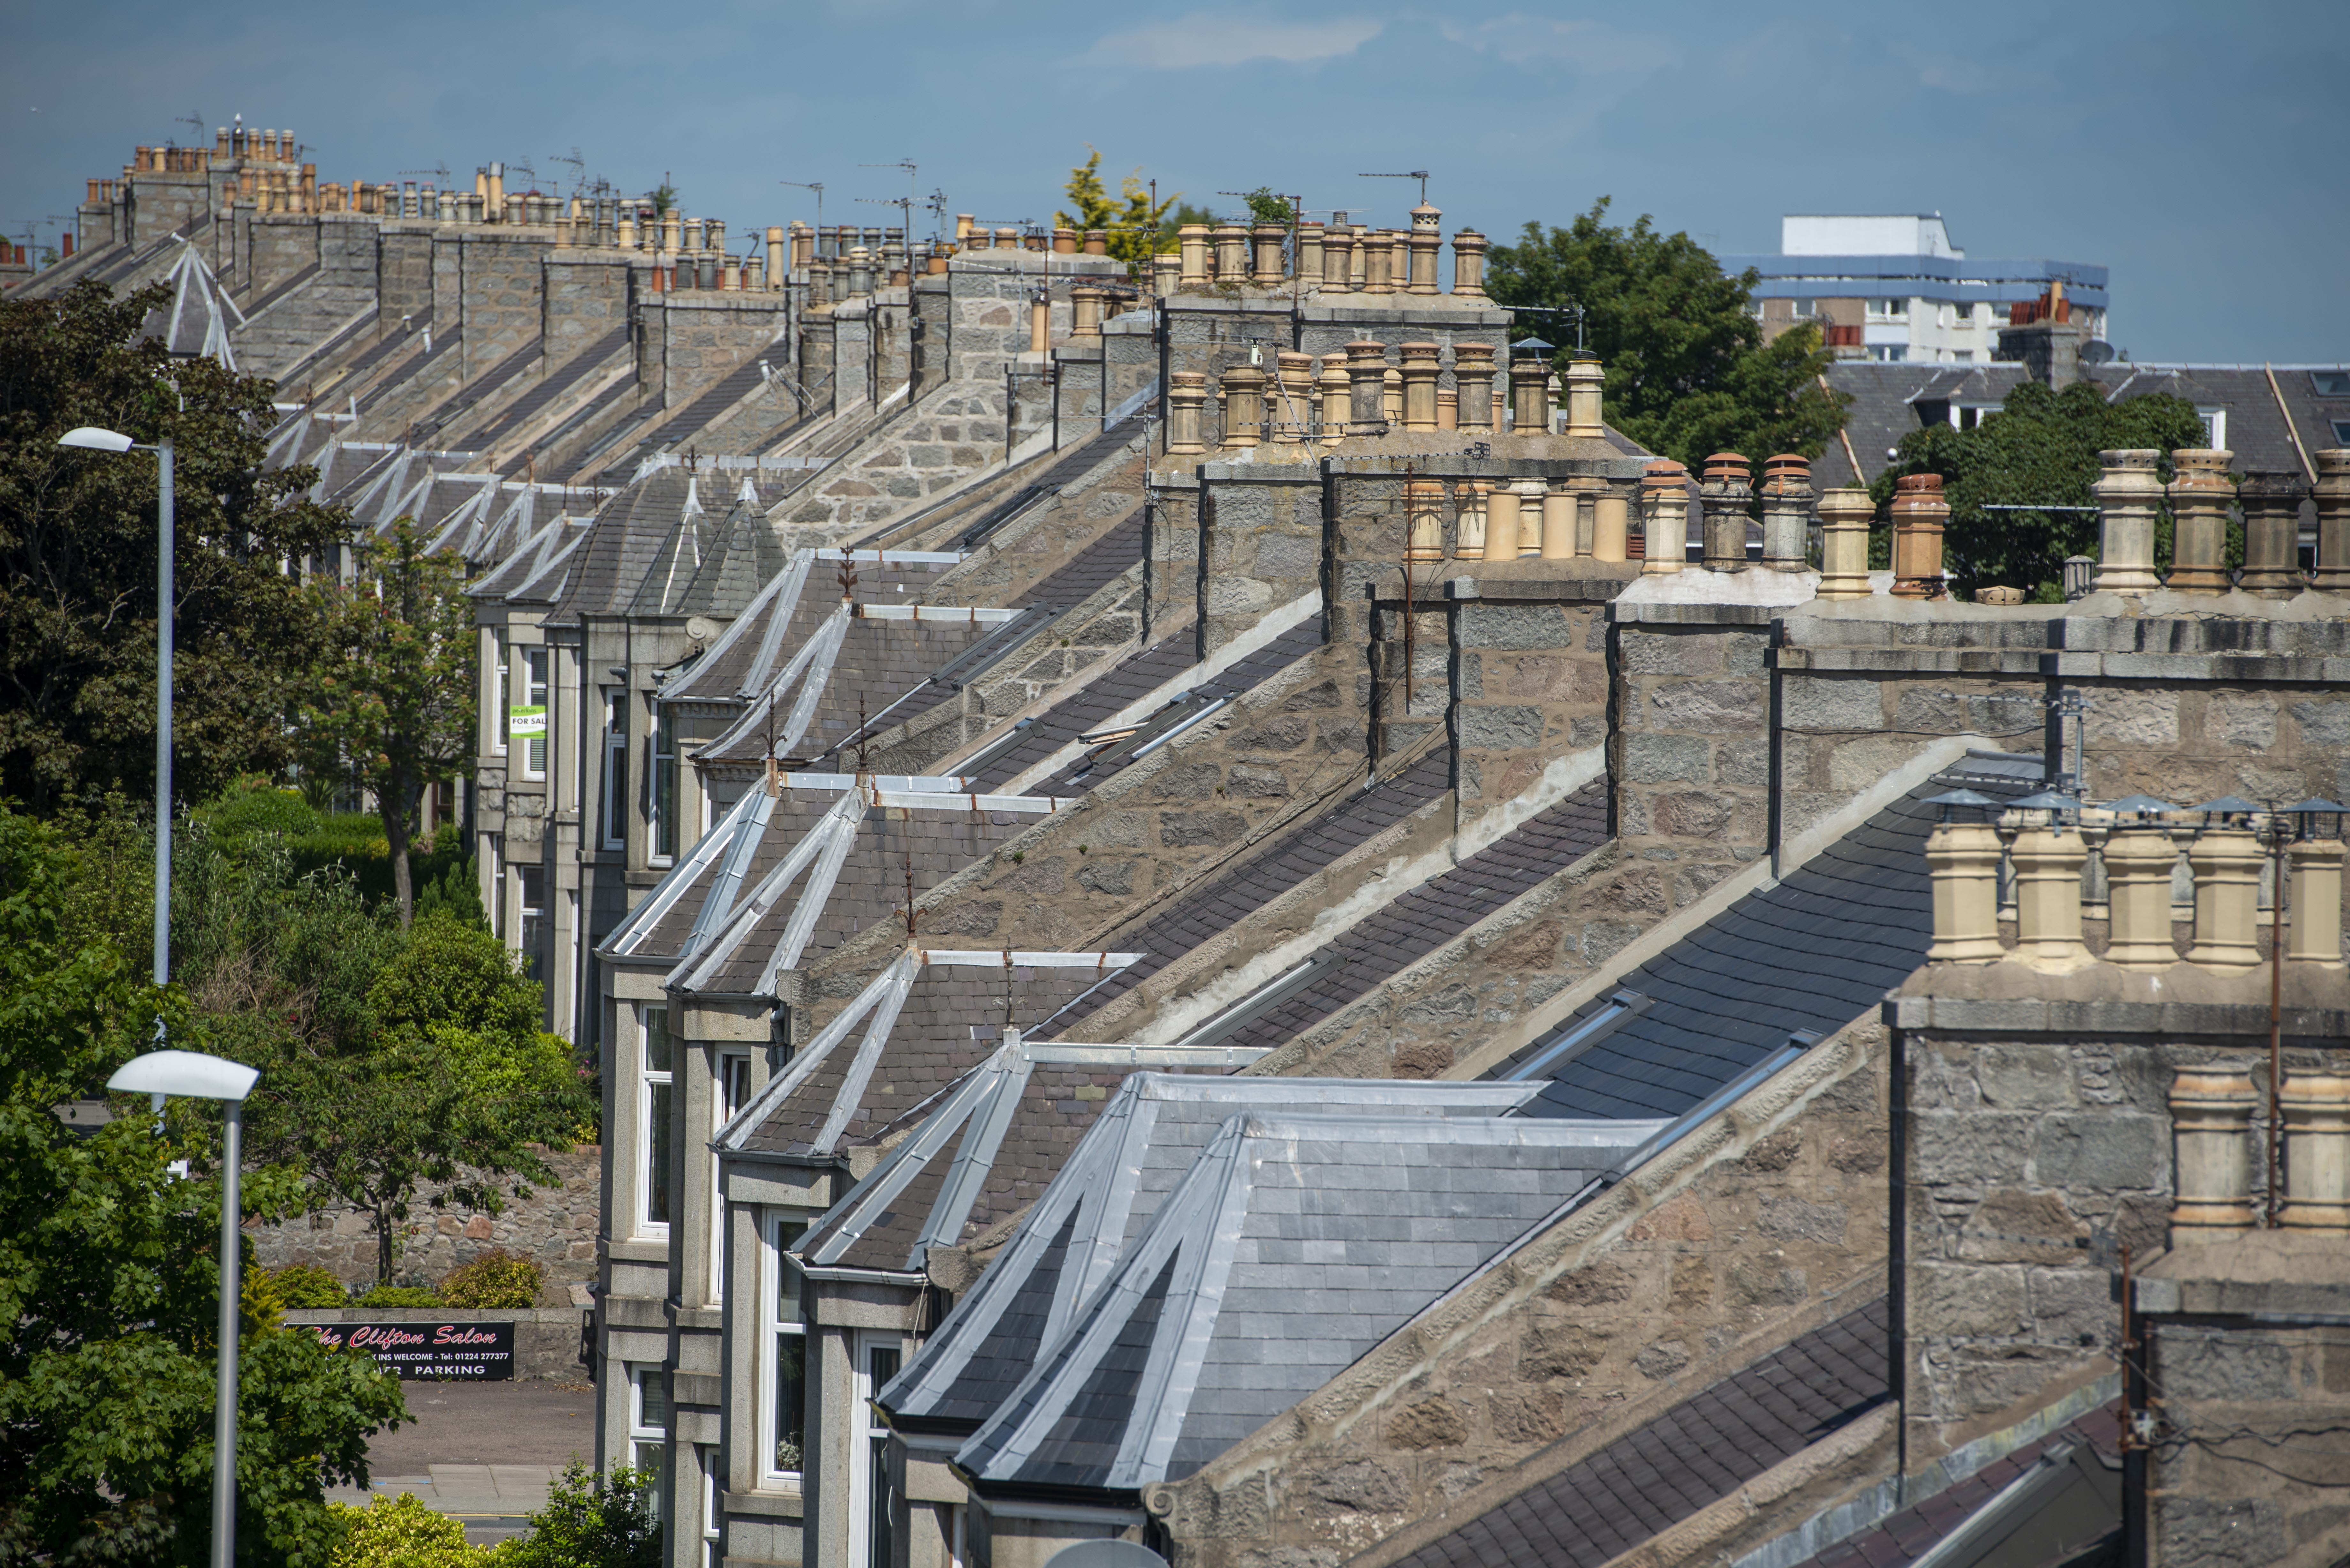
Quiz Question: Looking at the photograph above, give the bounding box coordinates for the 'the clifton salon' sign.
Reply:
[310,1321,517,1379]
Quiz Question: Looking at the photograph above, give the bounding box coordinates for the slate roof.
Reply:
[1502,750,2046,1120]
[662,549,958,712]
[952,1113,1665,1491]
[974,618,1324,795]
[1043,747,1457,1030]
[540,469,704,627]
[731,962,1104,1158]
[1392,1297,1893,1568]
[1192,779,1611,1059]
[1791,1403,2121,1568]
[878,1075,1542,1434]
[467,323,633,455]
[1816,360,2350,491]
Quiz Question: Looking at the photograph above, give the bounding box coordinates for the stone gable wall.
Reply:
[1153,1022,1893,1568]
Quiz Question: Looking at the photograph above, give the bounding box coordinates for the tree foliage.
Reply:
[1487,198,1849,469]
[1056,148,1178,278]
[195,870,589,1284]
[301,518,475,925]
[1871,380,2214,601]
[0,803,407,1567]
[0,279,348,812]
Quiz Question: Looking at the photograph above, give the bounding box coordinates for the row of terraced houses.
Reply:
[17,124,2350,1568]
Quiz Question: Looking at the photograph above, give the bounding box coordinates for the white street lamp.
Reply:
[57,427,175,1003]
[108,1049,259,1568]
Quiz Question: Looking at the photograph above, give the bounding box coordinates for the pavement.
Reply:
[330,1378,600,1544]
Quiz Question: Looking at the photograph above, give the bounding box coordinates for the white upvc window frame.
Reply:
[638,1004,673,1239]
[711,1053,750,1305]
[698,1443,721,1568]
[649,697,679,867]
[491,628,509,756]
[761,1216,810,1487]
[519,646,550,779]
[630,1363,669,1486]
[602,689,629,851]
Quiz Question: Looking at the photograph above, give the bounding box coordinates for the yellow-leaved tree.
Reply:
[1056,147,1178,279]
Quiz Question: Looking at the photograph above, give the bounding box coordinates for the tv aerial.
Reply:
[1358,170,1432,206]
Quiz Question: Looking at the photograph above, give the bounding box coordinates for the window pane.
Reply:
[647,1082,672,1224]
[772,1332,805,1473]
[776,1223,806,1326]
[644,1007,672,1074]
[639,1367,669,1429]
[654,707,678,860]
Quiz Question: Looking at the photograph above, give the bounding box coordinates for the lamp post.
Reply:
[58,426,174,1003]
[106,1049,261,1568]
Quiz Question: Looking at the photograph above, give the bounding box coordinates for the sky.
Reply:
[4,0,2345,363]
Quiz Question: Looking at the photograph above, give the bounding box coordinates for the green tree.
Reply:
[232,908,589,1284]
[496,1464,659,1568]
[1056,148,1178,278]
[1487,198,1849,469]
[301,517,475,926]
[0,279,348,813]
[0,803,407,1566]
[1153,201,1217,255]
[1238,187,1295,227]
[1871,379,2213,602]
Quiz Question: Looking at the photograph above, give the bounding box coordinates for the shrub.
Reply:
[439,1249,543,1310]
[498,1463,658,1568]
[356,1284,441,1309]
[272,1263,352,1309]
[331,1491,487,1568]
[207,781,322,840]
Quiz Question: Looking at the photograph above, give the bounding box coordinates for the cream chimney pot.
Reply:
[2313,448,2350,592]
[2281,1074,2350,1231]
[2009,824,2094,972]
[1540,481,1577,560]
[2289,838,2346,967]
[1398,343,1441,432]
[1484,484,1521,563]
[1455,481,1489,558]
[1815,488,1875,599]
[2184,828,2265,973]
[2102,827,2182,970]
[2171,1069,2261,1235]
[1926,821,2006,961]
[1318,354,1350,448]
[2090,449,2165,593]
[1345,341,1390,437]
[2166,448,2234,593]
[1641,463,1689,574]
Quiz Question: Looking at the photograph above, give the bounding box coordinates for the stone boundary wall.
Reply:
[248,1144,601,1301]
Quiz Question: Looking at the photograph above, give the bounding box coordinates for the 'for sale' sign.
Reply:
[311,1321,516,1380]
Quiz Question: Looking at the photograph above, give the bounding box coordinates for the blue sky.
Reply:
[5,0,2344,362]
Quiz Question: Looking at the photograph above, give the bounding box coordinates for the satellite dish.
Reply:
[2079,339,2116,367]
[1040,1543,1166,1568]
[685,615,719,644]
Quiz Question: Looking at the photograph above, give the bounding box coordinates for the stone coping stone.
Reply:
[1882,992,2349,1038]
